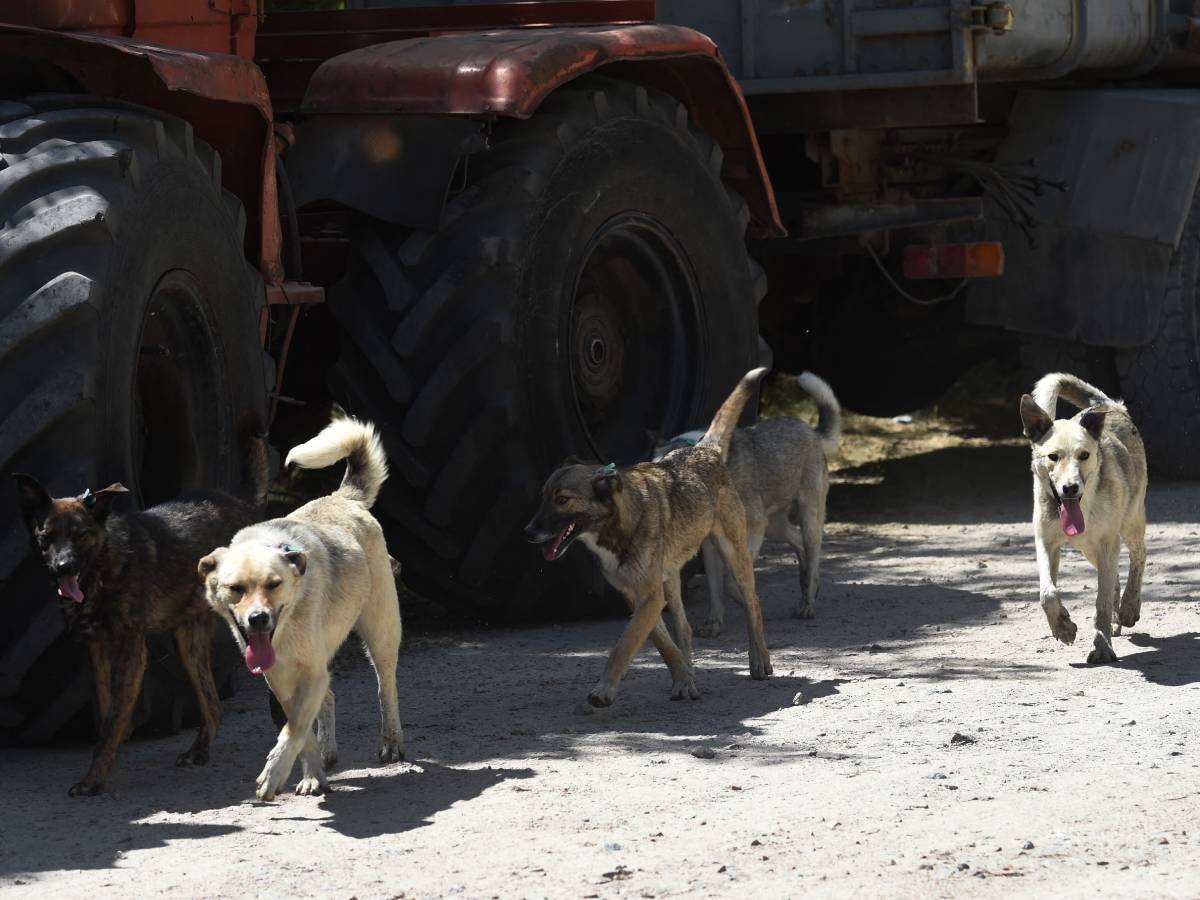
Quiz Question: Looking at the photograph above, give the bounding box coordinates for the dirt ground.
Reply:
[3,387,1200,899]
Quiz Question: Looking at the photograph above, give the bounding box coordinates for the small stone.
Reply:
[951,732,977,745]
[1159,837,1170,845]
[751,839,762,847]
[691,746,716,760]
[930,772,948,780]
[572,702,594,716]
[1022,840,1034,850]
[958,862,970,871]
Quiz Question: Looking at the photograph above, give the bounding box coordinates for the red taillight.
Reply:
[903,242,1005,279]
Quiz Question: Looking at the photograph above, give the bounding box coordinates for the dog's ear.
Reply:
[592,463,621,501]
[84,483,130,523]
[1080,407,1107,441]
[1019,394,1053,443]
[13,473,52,525]
[282,548,307,576]
[197,547,226,580]
[558,454,593,469]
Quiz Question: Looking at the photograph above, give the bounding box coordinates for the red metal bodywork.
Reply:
[293,23,783,237]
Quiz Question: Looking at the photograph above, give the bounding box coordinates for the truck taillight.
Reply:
[903,242,1005,279]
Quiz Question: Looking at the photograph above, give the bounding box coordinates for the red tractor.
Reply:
[0,1,778,739]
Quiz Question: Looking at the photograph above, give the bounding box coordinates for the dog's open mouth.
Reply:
[242,629,276,675]
[57,575,84,604]
[1059,497,1085,537]
[543,521,579,562]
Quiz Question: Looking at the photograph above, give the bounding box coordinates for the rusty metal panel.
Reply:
[300,23,783,236]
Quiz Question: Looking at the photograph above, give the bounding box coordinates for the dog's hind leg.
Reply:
[358,578,405,764]
[712,496,772,680]
[696,538,727,638]
[70,639,147,797]
[792,495,826,620]
[1118,518,1147,631]
[316,689,338,770]
[1086,540,1120,665]
[663,570,693,670]
[173,621,222,767]
[589,581,670,707]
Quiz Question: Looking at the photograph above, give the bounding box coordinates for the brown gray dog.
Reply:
[1020,372,1148,665]
[525,368,772,707]
[656,371,841,635]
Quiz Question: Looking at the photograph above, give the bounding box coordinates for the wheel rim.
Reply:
[568,214,704,462]
[132,270,229,506]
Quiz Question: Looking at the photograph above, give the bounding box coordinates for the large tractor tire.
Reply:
[329,77,764,619]
[0,97,267,742]
[1116,189,1200,478]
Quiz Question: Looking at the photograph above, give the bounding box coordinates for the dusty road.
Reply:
[2,436,1199,899]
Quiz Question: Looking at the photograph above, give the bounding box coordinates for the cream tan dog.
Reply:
[1020,373,1148,665]
[199,418,403,800]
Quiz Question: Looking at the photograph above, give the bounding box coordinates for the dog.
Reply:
[655,372,841,636]
[1019,372,1148,664]
[13,444,267,796]
[525,368,772,708]
[199,418,402,801]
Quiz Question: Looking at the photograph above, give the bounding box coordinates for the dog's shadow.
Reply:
[311,760,533,839]
[1077,631,1200,685]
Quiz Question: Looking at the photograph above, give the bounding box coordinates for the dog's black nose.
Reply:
[1061,482,1080,498]
[247,610,271,631]
[523,521,541,542]
[53,559,76,575]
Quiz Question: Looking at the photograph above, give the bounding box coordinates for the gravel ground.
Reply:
[2,433,1199,899]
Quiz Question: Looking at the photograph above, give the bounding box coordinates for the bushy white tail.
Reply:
[1032,372,1120,418]
[797,371,842,454]
[286,417,388,507]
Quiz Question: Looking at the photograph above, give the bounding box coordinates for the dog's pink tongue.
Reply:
[1060,498,1085,537]
[244,633,276,675]
[57,576,83,604]
[542,525,568,562]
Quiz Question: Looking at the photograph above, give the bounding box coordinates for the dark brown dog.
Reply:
[14,446,266,796]
[525,368,771,707]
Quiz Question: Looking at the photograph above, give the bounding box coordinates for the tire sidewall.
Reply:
[518,114,758,470]
[95,157,265,497]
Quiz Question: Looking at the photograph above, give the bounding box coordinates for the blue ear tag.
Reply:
[594,463,617,479]
[277,542,304,555]
[81,488,96,509]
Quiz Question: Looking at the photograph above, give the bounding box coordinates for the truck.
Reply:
[0,0,1196,740]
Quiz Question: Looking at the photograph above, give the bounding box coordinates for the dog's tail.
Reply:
[1032,372,1122,417]
[797,371,841,455]
[698,367,768,458]
[285,417,388,507]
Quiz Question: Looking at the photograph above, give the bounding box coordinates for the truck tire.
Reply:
[0,97,267,741]
[329,77,764,619]
[1116,193,1200,478]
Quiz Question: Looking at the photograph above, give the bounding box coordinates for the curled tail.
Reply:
[698,367,768,458]
[1032,372,1121,417]
[285,417,388,507]
[797,371,841,455]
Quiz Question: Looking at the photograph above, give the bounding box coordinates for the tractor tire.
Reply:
[329,77,764,619]
[1116,189,1200,478]
[0,96,267,742]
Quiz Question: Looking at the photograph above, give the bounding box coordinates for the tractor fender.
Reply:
[966,88,1200,348]
[0,24,283,283]
[300,25,785,239]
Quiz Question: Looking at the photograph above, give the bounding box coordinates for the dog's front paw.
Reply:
[256,764,284,801]
[587,684,616,708]
[1087,632,1118,665]
[670,674,700,701]
[378,740,405,764]
[695,617,724,639]
[749,653,773,680]
[176,747,209,767]
[1047,606,1077,645]
[294,775,327,797]
[68,780,103,797]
